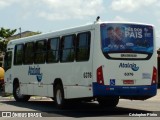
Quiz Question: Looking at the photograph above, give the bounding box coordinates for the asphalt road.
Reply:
[0,90,160,120]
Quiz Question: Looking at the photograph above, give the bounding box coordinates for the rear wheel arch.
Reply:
[53,78,63,89]
[53,78,64,98]
[53,78,66,108]
[13,78,19,89]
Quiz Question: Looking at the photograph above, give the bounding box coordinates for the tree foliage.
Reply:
[0,40,8,52]
[0,28,41,52]
[0,28,17,52]
[0,27,16,39]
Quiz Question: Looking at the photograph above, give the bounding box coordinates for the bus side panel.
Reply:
[92,25,102,84]
[4,69,13,93]
[27,84,34,95]
[63,30,95,99]
[4,48,14,94]
[65,86,93,99]
[4,82,12,94]
[34,84,48,96]
[20,83,28,95]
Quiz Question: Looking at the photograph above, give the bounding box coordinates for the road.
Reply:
[0,90,160,120]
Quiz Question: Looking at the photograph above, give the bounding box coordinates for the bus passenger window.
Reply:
[14,44,24,65]
[34,40,46,64]
[76,32,91,61]
[60,35,75,62]
[47,37,59,63]
[24,42,34,64]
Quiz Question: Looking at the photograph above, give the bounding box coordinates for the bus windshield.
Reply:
[100,23,154,60]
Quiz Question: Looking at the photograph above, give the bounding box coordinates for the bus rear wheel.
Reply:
[54,84,65,108]
[97,96,119,107]
[13,83,30,102]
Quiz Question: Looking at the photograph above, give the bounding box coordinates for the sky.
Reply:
[0,0,160,48]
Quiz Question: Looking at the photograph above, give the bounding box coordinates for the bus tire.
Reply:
[13,83,30,102]
[54,84,65,108]
[97,96,119,108]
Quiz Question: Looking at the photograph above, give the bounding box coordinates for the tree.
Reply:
[0,40,8,52]
[0,28,17,52]
[0,28,41,52]
[0,27,16,39]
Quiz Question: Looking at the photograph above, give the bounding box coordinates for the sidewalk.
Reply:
[0,95,51,101]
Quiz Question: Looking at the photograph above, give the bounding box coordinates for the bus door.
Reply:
[4,51,13,93]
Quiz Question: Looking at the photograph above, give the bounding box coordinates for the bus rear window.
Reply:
[100,23,154,60]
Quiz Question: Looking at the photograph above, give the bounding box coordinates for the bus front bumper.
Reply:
[93,83,157,98]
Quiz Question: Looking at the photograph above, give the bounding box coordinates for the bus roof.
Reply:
[7,21,154,45]
[8,23,95,45]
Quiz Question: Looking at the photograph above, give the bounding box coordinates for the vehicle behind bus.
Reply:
[0,67,4,92]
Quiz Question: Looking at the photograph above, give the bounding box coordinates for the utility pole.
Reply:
[19,27,22,38]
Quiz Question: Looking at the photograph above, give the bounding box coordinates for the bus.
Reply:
[4,21,157,108]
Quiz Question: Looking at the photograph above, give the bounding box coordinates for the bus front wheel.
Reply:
[13,83,30,102]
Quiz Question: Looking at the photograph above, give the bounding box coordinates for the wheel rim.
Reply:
[16,87,23,98]
[56,89,62,105]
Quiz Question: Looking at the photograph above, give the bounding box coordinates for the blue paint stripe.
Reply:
[93,83,157,97]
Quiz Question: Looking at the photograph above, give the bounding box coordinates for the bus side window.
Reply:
[34,40,47,64]
[47,37,60,63]
[24,42,34,64]
[60,35,75,62]
[14,44,24,65]
[4,51,12,71]
[76,32,91,61]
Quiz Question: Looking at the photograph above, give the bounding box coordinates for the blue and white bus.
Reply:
[4,21,157,108]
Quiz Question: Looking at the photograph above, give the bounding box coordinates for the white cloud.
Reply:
[156,19,160,35]
[0,1,9,8]
[0,0,20,8]
[0,0,105,20]
[113,16,128,22]
[39,0,105,20]
[111,0,158,12]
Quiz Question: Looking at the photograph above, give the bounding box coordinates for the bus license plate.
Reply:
[123,80,134,84]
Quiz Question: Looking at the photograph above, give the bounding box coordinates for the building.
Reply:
[8,31,41,40]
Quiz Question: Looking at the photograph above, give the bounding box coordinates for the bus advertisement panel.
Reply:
[101,24,153,60]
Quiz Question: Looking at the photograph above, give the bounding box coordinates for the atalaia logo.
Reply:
[119,63,139,71]
[28,65,43,82]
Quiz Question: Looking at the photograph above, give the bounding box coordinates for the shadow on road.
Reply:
[0,100,152,117]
